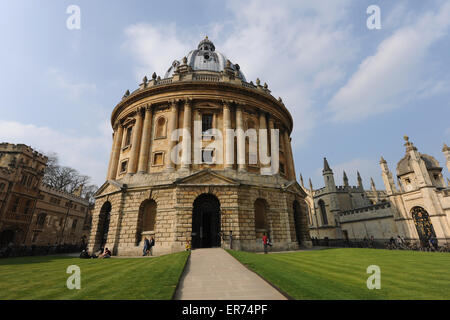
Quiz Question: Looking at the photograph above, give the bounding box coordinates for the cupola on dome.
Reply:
[164,36,246,81]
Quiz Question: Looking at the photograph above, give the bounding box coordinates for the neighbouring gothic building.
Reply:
[89,37,312,256]
[0,143,91,248]
[304,136,450,246]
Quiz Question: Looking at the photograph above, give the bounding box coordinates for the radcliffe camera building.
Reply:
[89,37,312,255]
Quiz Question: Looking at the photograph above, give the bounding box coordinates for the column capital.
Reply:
[145,103,154,112]
[134,105,145,116]
[184,97,193,106]
[113,121,121,131]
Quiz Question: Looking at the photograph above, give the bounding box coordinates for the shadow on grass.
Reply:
[0,255,78,266]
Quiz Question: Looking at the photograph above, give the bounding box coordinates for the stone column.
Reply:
[137,105,153,173]
[121,124,128,148]
[223,101,233,169]
[166,100,179,170]
[128,108,143,174]
[284,130,296,180]
[259,111,269,168]
[236,105,246,172]
[107,122,123,180]
[181,99,192,169]
[193,108,202,165]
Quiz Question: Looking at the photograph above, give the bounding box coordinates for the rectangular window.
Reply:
[71,219,77,231]
[153,152,164,166]
[120,160,128,173]
[125,127,133,146]
[280,163,285,175]
[202,114,213,133]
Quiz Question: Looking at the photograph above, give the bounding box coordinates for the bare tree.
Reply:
[42,153,97,203]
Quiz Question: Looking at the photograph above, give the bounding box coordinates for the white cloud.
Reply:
[123,23,191,80]
[328,2,450,122]
[122,0,356,149]
[0,120,111,186]
[47,68,96,99]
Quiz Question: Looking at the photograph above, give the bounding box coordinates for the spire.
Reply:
[357,171,363,189]
[343,171,349,187]
[443,143,449,152]
[370,177,376,191]
[309,178,313,191]
[299,173,304,187]
[380,156,386,164]
[323,157,332,173]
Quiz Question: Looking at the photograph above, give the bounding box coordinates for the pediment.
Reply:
[284,181,307,196]
[94,180,125,198]
[174,170,239,186]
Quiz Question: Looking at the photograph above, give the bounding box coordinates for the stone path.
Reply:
[174,248,287,300]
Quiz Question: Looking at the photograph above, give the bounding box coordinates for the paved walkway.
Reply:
[174,248,287,300]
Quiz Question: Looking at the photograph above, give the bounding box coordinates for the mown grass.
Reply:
[0,251,189,300]
[227,248,450,300]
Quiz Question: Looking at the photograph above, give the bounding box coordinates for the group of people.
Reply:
[142,236,155,256]
[79,247,112,259]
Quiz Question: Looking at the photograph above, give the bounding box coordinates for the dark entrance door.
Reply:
[293,201,302,245]
[192,194,221,249]
[411,206,436,247]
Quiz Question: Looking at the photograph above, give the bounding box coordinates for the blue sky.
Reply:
[0,0,449,189]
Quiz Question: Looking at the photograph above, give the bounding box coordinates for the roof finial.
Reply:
[403,135,417,151]
[380,156,386,164]
[443,143,449,152]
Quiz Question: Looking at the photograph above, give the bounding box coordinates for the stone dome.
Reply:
[164,36,246,81]
[396,153,441,176]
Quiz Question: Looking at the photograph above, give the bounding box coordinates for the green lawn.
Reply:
[227,248,450,300]
[0,251,189,300]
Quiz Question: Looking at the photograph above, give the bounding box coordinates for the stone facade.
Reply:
[0,143,91,248]
[305,136,450,246]
[89,38,311,256]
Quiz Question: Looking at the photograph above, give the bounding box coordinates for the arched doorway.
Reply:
[293,200,303,244]
[411,206,436,247]
[192,194,221,249]
[136,200,157,244]
[254,198,269,239]
[98,201,111,248]
[0,230,15,247]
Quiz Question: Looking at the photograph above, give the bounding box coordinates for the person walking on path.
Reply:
[143,237,150,256]
[229,230,233,250]
[263,233,269,254]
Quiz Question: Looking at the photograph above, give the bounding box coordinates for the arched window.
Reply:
[125,126,133,146]
[137,200,157,244]
[155,117,167,138]
[254,198,268,230]
[318,199,328,225]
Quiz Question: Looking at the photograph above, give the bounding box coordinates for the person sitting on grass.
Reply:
[99,247,111,259]
[79,249,90,259]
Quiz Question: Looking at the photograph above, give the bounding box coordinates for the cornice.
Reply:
[111,81,293,132]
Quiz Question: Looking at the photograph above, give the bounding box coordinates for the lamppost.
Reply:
[60,200,72,245]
